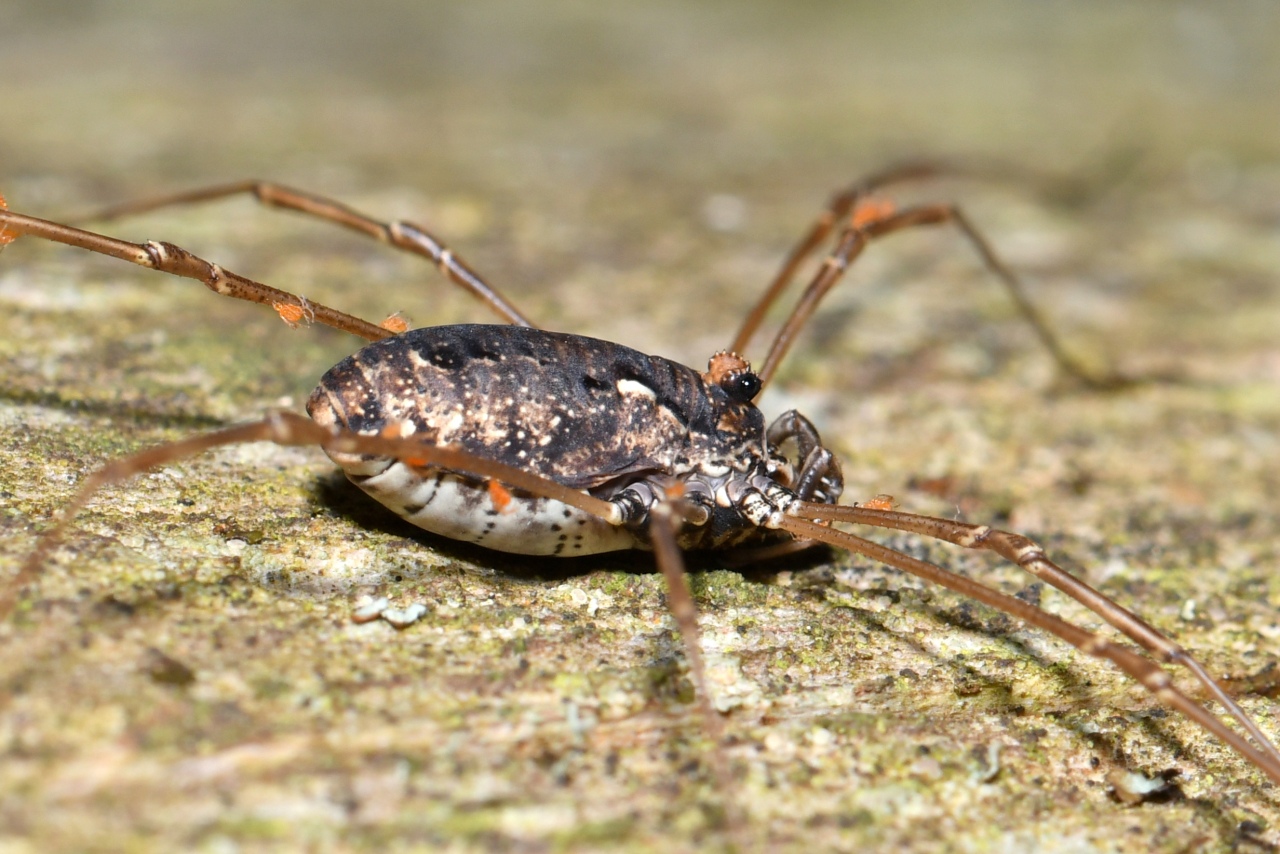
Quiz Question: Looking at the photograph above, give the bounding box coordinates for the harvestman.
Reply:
[1,167,1278,791]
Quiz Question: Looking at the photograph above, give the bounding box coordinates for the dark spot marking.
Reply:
[414,339,460,370]
[464,337,503,362]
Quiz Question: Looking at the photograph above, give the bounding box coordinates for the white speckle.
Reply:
[972,743,1002,783]
[809,726,835,748]
[381,603,428,628]
[616,379,656,399]
[1109,770,1168,805]
[352,596,390,623]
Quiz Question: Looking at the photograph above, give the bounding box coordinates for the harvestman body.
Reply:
[309,324,806,557]
[2,168,1279,792]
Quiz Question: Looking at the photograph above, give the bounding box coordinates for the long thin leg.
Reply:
[649,505,716,730]
[0,209,393,342]
[1,410,620,621]
[647,500,751,843]
[648,504,729,762]
[731,161,945,355]
[796,501,1280,770]
[3,409,737,807]
[746,198,1122,391]
[777,512,1280,785]
[81,181,536,328]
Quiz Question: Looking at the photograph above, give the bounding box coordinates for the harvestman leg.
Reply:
[0,209,394,342]
[775,510,1280,784]
[732,161,943,353]
[736,168,1124,390]
[0,409,732,783]
[1,198,723,745]
[796,501,1280,769]
[81,181,536,328]
[731,176,1279,780]
[2,411,617,620]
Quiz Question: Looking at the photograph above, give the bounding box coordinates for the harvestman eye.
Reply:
[1,167,1278,813]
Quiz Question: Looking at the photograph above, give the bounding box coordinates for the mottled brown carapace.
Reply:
[3,168,1278,797]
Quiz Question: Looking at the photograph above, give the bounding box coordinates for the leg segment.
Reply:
[1,410,620,621]
[4,409,736,804]
[732,161,945,355]
[740,187,1122,390]
[783,505,1280,784]
[0,209,392,341]
[648,500,737,802]
[81,181,535,327]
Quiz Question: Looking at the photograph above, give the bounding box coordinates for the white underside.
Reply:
[343,457,636,556]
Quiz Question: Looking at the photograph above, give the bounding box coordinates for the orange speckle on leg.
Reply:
[487,480,512,512]
[273,301,306,328]
[380,421,417,440]
[0,191,15,248]
[851,197,896,229]
[861,494,897,511]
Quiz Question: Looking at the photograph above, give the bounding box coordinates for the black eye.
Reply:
[724,371,761,403]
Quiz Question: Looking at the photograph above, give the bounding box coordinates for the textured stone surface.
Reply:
[3,2,1280,851]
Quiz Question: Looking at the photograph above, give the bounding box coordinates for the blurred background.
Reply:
[5,0,1279,378]
[6,0,1279,177]
[5,1,1279,373]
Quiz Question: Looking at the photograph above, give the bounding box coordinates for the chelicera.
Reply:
[1,167,1278,791]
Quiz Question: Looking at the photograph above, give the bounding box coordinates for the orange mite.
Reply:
[0,192,16,247]
[272,301,307,328]
[850,197,896,229]
[380,313,410,334]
